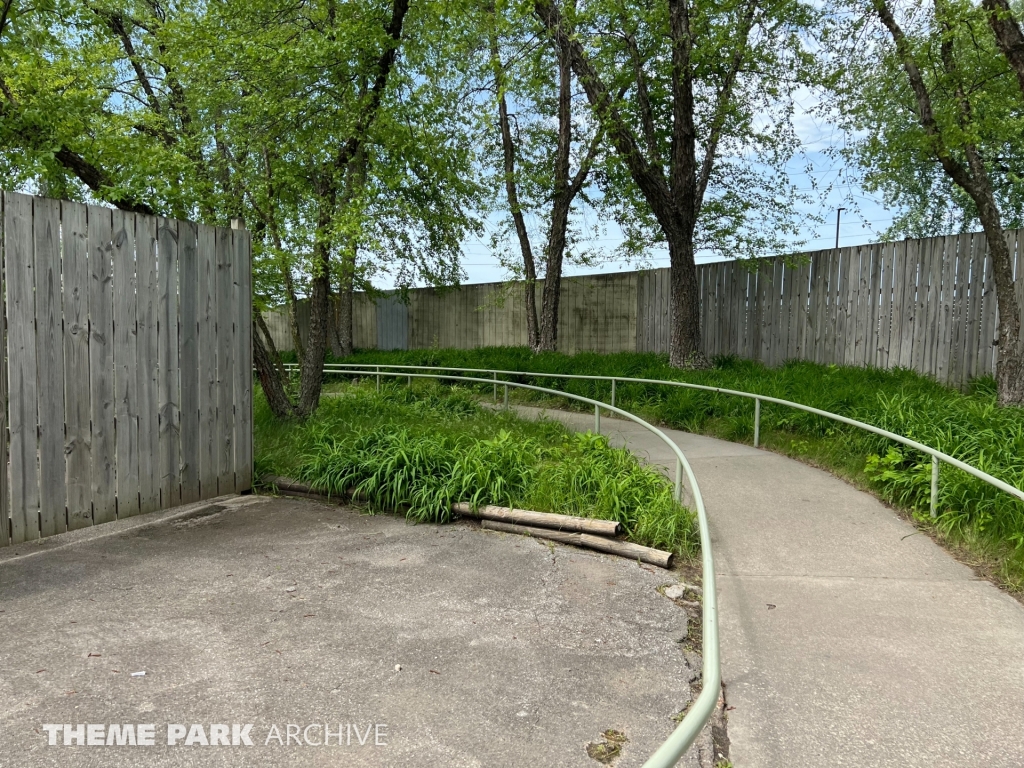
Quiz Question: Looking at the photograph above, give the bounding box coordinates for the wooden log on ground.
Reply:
[260,475,317,494]
[451,502,621,536]
[480,519,674,568]
[259,475,369,504]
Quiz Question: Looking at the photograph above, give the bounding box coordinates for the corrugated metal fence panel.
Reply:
[0,192,253,547]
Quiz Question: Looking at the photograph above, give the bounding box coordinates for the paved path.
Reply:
[517,406,1024,768]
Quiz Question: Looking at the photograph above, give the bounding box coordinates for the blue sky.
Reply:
[441,93,896,288]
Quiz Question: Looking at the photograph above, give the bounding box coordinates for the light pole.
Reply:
[835,207,846,250]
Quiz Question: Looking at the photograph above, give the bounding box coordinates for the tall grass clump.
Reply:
[337,347,1024,586]
[253,381,699,558]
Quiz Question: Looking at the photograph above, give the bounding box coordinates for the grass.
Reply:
[328,347,1024,590]
[253,381,699,559]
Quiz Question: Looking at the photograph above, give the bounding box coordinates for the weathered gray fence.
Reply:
[0,192,253,547]
[659,230,1024,387]
[266,229,1022,387]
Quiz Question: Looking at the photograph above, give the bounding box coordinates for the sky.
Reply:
[420,91,897,289]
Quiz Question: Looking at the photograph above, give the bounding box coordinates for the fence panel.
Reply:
[0,193,252,547]
[264,228,1022,388]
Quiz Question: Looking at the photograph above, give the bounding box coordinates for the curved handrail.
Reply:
[299,362,1024,516]
[313,367,719,768]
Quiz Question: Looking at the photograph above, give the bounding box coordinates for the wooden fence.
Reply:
[266,229,1022,387]
[662,229,1024,387]
[0,192,253,547]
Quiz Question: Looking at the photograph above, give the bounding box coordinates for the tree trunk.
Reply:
[667,227,708,368]
[536,37,574,353]
[537,266,562,352]
[297,195,334,417]
[489,20,540,349]
[975,206,1024,405]
[255,310,288,381]
[253,311,297,418]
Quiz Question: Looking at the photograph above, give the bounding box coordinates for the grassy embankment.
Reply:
[330,348,1024,590]
[254,382,699,559]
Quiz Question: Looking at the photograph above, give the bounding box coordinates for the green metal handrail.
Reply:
[306,366,719,767]
[300,362,1024,518]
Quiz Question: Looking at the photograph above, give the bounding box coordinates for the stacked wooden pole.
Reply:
[451,502,674,568]
[259,476,675,569]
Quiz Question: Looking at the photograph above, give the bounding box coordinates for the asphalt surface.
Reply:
[0,492,708,767]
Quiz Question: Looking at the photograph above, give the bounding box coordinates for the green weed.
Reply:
[253,382,699,558]
[333,348,1024,588]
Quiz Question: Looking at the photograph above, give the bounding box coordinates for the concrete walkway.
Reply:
[0,493,705,767]
[519,406,1024,768]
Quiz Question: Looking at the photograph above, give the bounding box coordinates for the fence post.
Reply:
[408,374,412,388]
[493,372,497,403]
[611,378,616,409]
[595,403,600,433]
[503,383,509,409]
[754,398,761,448]
[675,459,683,503]
[931,456,939,518]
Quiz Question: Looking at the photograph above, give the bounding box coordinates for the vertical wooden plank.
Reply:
[88,205,116,525]
[979,248,998,376]
[197,225,217,490]
[215,227,235,493]
[948,233,971,387]
[771,259,783,365]
[760,261,773,364]
[749,266,762,361]
[135,214,160,515]
[0,195,7,545]
[853,245,871,366]
[910,238,929,373]
[157,218,181,508]
[112,210,139,518]
[866,243,883,367]
[779,262,796,364]
[962,234,984,381]
[934,235,957,384]
[762,260,778,365]
[828,247,845,364]
[839,246,857,365]
[62,203,91,531]
[793,261,811,360]
[823,249,839,364]
[899,239,921,370]
[922,237,945,376]
[807,252,824,363]
[887,241,907,369]
[178,221,200,503]
[6,193,39,543]
[233,227,253,492]
[33,197,66,536]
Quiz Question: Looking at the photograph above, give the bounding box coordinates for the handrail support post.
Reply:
[503,383,508,409]
[754,398,761,448]
[611,378,616,409]
[675,458,683,503]
[931,456,939,518]
[493,372,497,403]
[595,403,600,433]
[376,366,380,392]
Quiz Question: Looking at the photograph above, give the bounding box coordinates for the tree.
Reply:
[829,0,1024,404]
[531,0,815,367]
[483,1,604,351]
[1,0,481,418]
